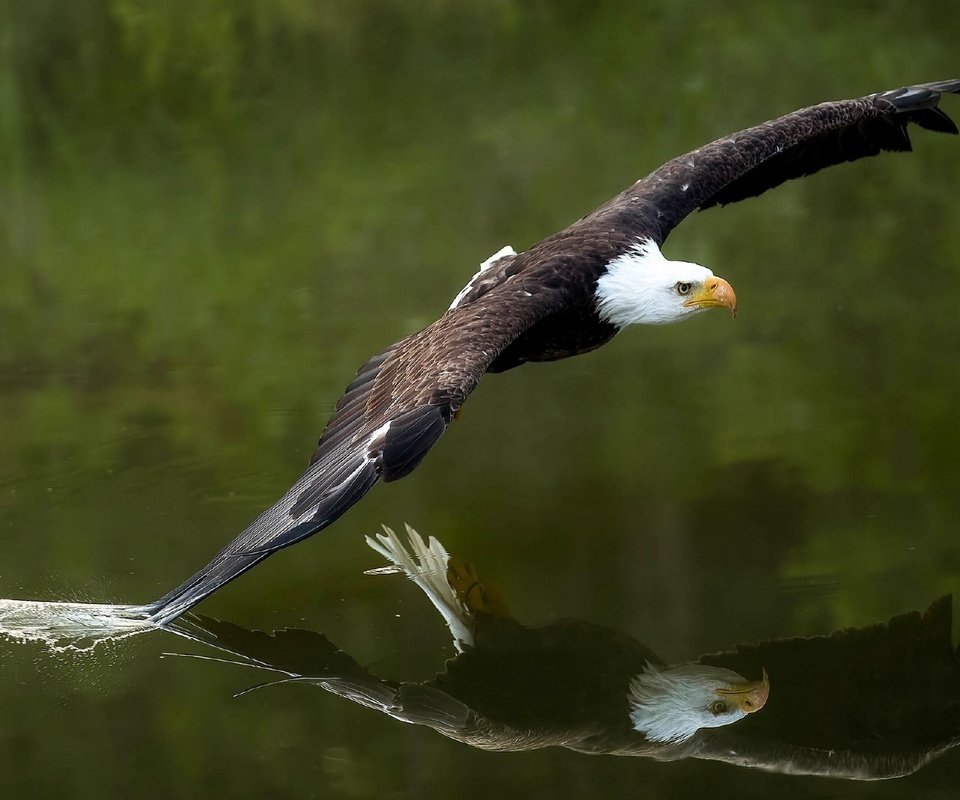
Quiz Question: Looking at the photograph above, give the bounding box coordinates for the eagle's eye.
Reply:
[709,700,728,716]
[676,282,692,296]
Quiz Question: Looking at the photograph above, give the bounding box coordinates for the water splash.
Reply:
[0,599,158,652]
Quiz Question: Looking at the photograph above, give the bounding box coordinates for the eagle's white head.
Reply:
[628,663,769,744]
[595,239,737,327]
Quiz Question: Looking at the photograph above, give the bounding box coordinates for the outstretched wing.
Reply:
[146,281,568,624]
[601,79,960,244]
[169,616,475,732]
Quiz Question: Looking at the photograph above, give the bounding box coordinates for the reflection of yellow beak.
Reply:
[716,667,769,714]
[683,276,737,318]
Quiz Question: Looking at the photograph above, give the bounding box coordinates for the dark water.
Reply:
[1,3,960,798]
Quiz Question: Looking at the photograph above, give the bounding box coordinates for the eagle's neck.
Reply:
[628,663,748,744]
[594,239,712,327]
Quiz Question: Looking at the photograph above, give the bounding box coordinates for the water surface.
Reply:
[1,3,959,798]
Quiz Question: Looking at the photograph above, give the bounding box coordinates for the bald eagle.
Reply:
[170,527,960,779]
[145,80,960,623]
[175,525,770,751]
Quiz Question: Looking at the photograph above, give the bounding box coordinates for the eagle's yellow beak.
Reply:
[683,276,737,318]
[716,667,769,714]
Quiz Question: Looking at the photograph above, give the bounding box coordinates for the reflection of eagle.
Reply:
[172,527,960,778]
[145,81,960,624]
[178,526,767,753]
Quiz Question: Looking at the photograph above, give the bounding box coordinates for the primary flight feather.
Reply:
[145,79,960,624]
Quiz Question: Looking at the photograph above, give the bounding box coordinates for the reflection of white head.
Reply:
[628,663,769,744]
[595,239,736,327]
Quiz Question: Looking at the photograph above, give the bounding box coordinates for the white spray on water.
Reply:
[0,599,157,653]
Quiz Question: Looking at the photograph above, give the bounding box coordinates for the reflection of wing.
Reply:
[146,284,568,624]
[171,616,475,733]
[170,613,670,754]
[686,596,960,779]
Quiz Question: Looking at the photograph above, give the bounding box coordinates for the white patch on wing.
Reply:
[594,238,714,327]
[448,245,517,310]
[367,421,392,452]
[290,422,391,521]
[894,86,927,101]
[480,245,517,270]
[364,524,474,650]
[290,459,366,521]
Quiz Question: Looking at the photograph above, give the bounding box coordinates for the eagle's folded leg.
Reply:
[446,557,511,618]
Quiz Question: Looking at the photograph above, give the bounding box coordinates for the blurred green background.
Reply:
[1,1,959,798]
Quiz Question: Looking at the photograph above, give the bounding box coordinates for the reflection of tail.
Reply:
[365,524,474,651]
